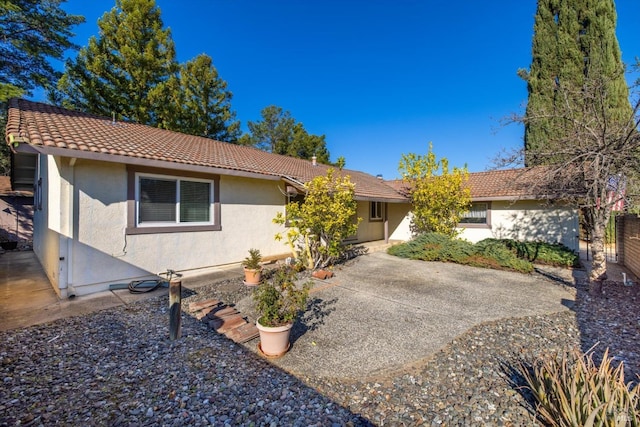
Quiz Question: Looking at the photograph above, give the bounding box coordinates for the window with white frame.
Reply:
[137,174,213,226]
[459,202,489,225]
[370,201,383,221]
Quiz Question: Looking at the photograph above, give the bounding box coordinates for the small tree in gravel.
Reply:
[273,169,360,269]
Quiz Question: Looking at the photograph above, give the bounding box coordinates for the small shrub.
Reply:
[475,238,580,268]
[388,233,474,262]
[242,248,262,270]
[389,235,579,273]
[516,348,640,426]
[253,267,311,327]
[513,240,579,268]
[389,233,534,273]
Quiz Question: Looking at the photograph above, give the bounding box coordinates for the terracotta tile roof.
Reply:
[385,167,553,201]
[6,99,407,202]
[465,168,547,200]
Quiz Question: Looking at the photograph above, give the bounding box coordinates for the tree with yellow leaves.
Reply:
[399,143,470,237]
[274,169,360,269]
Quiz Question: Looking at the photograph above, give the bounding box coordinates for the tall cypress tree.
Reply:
[521,0,631,166]
[578,0,631,123]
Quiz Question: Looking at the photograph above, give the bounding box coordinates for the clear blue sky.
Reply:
[53,0,640,179]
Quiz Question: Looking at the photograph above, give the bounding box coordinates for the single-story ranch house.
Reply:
[386,169,579,252]
[5,99,578,298]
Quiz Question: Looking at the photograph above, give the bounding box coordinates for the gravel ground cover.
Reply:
[1,264,638,426]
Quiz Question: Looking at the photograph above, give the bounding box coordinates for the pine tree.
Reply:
[521,0,631,166]
[158,54,240,142]
[288,123,330,164]
[240,105,331,163]
[0,0,84,101]
[239,106,295,151]
[1,0,84,175]
[56,0,177,125]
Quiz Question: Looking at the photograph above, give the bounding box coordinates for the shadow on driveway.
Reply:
[237,251,577,380]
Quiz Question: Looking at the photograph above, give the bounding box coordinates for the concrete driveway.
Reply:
[237,251,578,380]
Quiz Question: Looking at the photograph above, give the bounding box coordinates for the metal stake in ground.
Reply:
[169,279,182,340]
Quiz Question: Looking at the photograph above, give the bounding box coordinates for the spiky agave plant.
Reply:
[516,347,640,426]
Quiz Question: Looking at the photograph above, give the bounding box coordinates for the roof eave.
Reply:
[472,194,566,202]
[15,144,282,182]
[354,195,410,203]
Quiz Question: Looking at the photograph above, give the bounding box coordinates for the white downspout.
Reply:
[67,158,76,298]
[59,158,76,299]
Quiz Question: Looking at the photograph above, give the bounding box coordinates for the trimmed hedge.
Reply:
[388,233,579,273]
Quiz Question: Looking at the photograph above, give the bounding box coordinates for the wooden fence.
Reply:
[617,214,640,279]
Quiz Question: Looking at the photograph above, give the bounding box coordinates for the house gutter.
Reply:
[471,195,561,202]
[282,176,408,203]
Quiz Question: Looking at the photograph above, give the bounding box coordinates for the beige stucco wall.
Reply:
[31,155,68,297]
[385,200,578,252]
[387,203,412,241]
[42,159,292,295]
[353,201,385,242]
[458,200,579,252]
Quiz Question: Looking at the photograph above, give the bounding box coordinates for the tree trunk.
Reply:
[588,217,608,285]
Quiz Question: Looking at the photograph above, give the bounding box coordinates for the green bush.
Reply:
[388,232,474,262]
[478,238,580,268]
[516,348,640,426]
[388,234,579,273]
[388,233,534,273]
[472,239,534,273]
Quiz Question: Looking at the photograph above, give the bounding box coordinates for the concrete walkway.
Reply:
[0,251,142,331]
[0,250,250,332]
[0,241,391,331]
[236,251,580,379]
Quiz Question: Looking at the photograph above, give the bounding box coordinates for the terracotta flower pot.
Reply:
[256,318,293,357]
[243,267,262,286]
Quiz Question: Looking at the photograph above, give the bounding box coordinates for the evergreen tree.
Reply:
[511,0,640,284]
[239,105,294,151]
[56,0,177,125]
[0,0,84,101]
[0,0,84,175]
[289,123,330,164]
[240,105,331,163]
[520,0,631,166]
[159,54,240,142]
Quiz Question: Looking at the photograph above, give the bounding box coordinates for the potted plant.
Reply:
[253,266,312,357]
[242,248,263,286]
